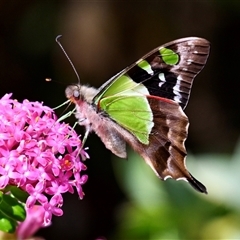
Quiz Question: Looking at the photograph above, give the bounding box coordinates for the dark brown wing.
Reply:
[131,96,207,193]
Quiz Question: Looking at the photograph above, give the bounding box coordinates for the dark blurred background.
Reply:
[1,1,240,239]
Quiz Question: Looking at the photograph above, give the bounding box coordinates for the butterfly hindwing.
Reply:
[136,96,207,193]
[99,93,207,193]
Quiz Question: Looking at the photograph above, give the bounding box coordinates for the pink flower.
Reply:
[0,93,88,226]
[16,205,46,239]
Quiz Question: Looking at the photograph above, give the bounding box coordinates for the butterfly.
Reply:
[65,37,210,193]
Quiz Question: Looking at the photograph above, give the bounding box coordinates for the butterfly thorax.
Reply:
[65,84,130,158]
[65,84,98,127]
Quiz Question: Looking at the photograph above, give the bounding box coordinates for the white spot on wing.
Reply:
[158,73,166,87]
[164,175,172,180]
[177,75,183,81]
[158,73,166,81]
[176,177,188,182]
[173,85,180,92]
[159,82,164,87]
[187,59,193,65]
[172,89,182,102]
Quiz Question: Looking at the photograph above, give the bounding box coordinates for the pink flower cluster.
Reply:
[0,93,88,226]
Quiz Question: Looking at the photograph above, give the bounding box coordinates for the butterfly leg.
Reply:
[81,126,90,149]
[74,126,90,161]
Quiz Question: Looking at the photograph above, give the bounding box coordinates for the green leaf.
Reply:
[0,193,26,222]
[113,149,167,209]
[160,47,179,65]
[8,186,29,203]
[0,211,17,233]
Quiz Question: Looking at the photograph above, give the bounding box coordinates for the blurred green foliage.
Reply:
[0,191,26,233]
[112,141,240,239]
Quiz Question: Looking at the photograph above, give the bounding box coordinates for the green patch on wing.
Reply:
[94,74,149,103]
[160,47,179,65]
[137,59,153,75]
[98,75,154,144]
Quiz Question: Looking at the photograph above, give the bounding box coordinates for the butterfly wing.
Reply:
[98,74,154,145]
[99,93,207,193]
[93,37,210,193]
[94,37,210,109]
[139,96,207,193]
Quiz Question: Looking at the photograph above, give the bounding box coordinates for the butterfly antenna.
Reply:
[56,35,81,84]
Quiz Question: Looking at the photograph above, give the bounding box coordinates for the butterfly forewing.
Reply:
[94,37,210,109]
[127,37,210,109]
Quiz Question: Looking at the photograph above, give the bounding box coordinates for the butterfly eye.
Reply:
[73,89,80,98]
[65,85,81,102]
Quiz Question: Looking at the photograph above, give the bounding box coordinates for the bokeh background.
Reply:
[1,1,240,239]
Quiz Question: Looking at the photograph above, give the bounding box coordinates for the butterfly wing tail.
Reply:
[188,173,207,194]
[135,97,207,193]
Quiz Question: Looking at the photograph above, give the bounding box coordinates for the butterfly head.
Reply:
[65,84,81,104]
[65,84,98,104]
